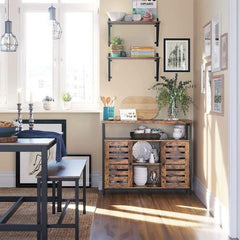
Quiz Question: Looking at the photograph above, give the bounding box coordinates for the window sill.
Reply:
[0,109,102,114]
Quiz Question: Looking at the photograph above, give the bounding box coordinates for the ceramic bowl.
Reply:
[107,12,126,21]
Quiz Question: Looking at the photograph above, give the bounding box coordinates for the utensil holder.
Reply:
[103,107,114,120]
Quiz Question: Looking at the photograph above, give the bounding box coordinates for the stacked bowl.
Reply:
[134,166,148,186]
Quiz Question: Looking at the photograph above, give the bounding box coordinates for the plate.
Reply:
[132,141,152,161]
[0,127,17,137]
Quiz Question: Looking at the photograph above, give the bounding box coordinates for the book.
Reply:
[132,0,157,21]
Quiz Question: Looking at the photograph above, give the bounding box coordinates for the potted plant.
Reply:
[61,92,72,110]
[150,73,193,120]
[42,96,54,111]
[110,37,124,57]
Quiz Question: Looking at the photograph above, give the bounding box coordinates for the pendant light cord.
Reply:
[7,0,9,20]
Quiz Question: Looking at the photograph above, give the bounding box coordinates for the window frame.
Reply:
[18,0,99,111]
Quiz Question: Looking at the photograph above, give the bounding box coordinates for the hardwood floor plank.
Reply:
[90,192,230,240]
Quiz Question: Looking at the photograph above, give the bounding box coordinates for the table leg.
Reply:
[83,165,86,214]
[41,148,48,240]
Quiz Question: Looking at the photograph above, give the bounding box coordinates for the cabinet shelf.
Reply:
[132,162,161,166]
[108,53,160,82]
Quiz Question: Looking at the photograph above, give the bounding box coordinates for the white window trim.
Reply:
[17,0,99,111]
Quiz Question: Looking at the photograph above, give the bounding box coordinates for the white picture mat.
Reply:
[119,109,137,120]
[204,22,211,58]
[165,40,189,71]
[212,13,221,72]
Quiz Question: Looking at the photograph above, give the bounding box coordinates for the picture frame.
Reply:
[164,38,190,72]
[119,109,137,120]
[16,119,66,187]
[203,21,212,60]
[221,33,228,70]
[211,74,224,115]
[61,155,91,187]
[205,62,212,114]
[201,64,206,94]
[212,13,221,72]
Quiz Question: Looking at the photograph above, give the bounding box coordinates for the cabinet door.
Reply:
[105,141,132,188]
[161,141,190,189]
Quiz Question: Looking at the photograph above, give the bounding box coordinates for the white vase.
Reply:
[43,101,53,111]
[63,101,71,110]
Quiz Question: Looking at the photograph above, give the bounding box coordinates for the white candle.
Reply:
[17,89,22,104]
[29,91,33,104]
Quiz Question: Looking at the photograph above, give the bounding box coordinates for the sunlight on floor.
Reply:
[111,205,213,223]
[176,204,207,211]
[95,206,214,227]
[66,203,96,213]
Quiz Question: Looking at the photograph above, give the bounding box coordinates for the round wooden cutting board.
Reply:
[120,96,159,120]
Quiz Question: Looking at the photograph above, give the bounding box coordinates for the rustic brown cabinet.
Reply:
[102,120,193,192]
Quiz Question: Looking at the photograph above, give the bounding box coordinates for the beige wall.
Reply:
[193,0,228,207]
[0,0,194,187]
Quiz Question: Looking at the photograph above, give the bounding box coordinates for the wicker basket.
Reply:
[130,132,161,140]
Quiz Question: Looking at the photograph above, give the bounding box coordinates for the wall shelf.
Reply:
[108,53,160,82]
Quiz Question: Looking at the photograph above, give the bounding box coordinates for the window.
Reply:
[0,2,7,107]
[19,0,99,110]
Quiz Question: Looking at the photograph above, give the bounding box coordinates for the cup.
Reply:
[103,107,114,120]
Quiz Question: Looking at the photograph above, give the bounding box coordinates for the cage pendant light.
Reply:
[48,5,62,40]
[0,0,18,52]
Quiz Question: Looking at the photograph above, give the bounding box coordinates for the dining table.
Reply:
[0,137,56,240]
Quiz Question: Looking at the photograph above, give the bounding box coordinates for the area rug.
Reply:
[0,188,98,240]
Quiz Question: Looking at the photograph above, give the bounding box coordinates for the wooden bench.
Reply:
[36,159,86,240]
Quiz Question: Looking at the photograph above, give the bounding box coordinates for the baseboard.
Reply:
[0,172,16,187]
[91,171,102,190]
[194,176,229,235]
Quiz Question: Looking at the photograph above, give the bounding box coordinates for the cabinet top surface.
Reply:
[102,119,193,125]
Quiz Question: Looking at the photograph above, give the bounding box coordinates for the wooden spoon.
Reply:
[100,96,106,106]
[106,97,111,106]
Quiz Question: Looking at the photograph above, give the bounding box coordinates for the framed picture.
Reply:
[61,155,91,187]
[203,21,211,59]
[16,119,66,187]
[205,62,212,114]
[211,75,224,115]
[132,0,157,20]
[164,38,190,72]
[201,64,206,94]
[212,13,221,72]
[221,33,228,70]
[119,109,137,120]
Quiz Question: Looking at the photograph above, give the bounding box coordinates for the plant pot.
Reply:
[110,44,124,57]
[63,101,72,110]
[43,101,53,111]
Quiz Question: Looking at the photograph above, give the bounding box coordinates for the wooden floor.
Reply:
[90,191,231,240]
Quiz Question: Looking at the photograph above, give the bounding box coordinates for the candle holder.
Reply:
[17,103,22,131]
[29,103,34,130]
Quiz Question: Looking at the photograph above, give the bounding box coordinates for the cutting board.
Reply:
[120,96,159,120]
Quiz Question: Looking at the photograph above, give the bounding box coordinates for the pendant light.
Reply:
[0,0,18,52]
[48,5,62,40]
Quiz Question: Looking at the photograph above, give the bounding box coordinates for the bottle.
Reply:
[149,152,155,163]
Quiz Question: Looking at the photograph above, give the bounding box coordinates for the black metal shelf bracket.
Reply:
[154,18,160,47]
[155,53,160,81]
[108,19,112,47]
[108,53,112,82]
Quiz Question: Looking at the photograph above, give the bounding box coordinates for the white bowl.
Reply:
[107,12,126,21]
[134,177,147,186]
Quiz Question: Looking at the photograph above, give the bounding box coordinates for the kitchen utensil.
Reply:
[106,97,111,106]
[120,96,159,120]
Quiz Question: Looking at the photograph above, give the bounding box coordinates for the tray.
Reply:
[130,132,161,140]
[0,136,18,143]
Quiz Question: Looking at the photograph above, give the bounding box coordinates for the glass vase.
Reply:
[168,99,178,120]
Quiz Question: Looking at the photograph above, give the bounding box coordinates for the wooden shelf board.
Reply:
[108,56,160,60]
[102,119,193,124]
[108,20,160,25]
[132,162,161,166]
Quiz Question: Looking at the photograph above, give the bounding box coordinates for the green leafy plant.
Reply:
[42,96,54,102]
[150,73,193,118]
[61,92,72,102]
[111,37,123,45]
